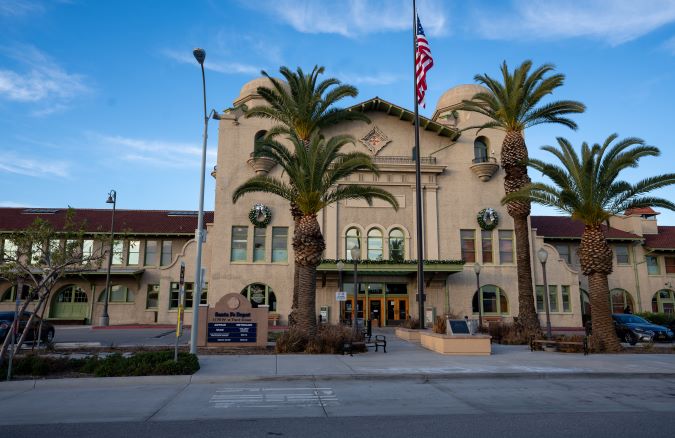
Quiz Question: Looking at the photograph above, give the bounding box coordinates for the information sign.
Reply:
[336,291,347,301]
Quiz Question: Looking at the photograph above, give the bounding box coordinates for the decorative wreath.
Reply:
[477,208,499,231]
[249,203,272,228]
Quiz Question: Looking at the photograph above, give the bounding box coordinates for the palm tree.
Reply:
[460,60,586,337]
[245,66,370,326]
[233,133,399,337]
[504,134,675,351]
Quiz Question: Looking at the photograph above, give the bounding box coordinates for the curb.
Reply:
[3,371,675,390]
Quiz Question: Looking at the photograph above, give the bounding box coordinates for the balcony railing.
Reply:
[373,156,436,165]
[472,156,497,164]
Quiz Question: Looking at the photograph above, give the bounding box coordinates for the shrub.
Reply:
[276,325,361,354]
[275,328,309,353]
[401,318,420,329]
[432,316,447,334]
[635,312,675,327]
[490,323,529,345]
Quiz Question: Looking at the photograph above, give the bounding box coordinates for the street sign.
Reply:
[336,291,347,301]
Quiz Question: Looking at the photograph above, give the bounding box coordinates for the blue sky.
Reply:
[1,0,675,223]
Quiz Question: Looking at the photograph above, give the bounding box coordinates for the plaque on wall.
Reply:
[448,320,471,335]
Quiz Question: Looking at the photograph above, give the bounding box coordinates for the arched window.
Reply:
[253,130,267,153]
[388,228,405,261]
[98,285,135,303]
[367,228,383,260]
[610,288,634,314]
[241,283,277,311]
[345,228,361,260]
[473,137,489,163]
[1,284,30,302]
[472,285,509,315]
[651,289,675,314]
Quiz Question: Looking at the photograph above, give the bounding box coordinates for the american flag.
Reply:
[415,15,434,108]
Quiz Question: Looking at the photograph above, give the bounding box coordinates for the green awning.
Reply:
[317,261,464,275]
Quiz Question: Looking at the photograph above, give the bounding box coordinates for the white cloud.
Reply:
[0,201,35,208]
[162,49,261,75]
[0,151,70,178]
[0,0,44,17]
[0,44,89,111]
[92,133,217,168]
[337,72,402,86]
[241,0,449,37]
[474,0,675,46]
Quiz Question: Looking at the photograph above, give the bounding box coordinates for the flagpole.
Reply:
[412,0,426,328]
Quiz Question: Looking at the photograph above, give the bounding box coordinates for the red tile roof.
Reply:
[644,226,675,250]
[0,208,214,235]
[530,216,641,240]
[624,207,659,216]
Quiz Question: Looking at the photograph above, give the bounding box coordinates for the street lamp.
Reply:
[350,246,360,337]
[473,262,482,330]
[537,247,553,340]
[99,190,116,327]
[189,48,222,353]
[336,260,345,324]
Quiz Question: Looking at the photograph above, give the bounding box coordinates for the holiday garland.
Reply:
[249,203,272,227]
[477,208,499,231]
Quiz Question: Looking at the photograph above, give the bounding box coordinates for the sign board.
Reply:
[197,293,268,348]
[448,319,471,335]
[336,291,347,301]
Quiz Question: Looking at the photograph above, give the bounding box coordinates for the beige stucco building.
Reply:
[1,79,674,330]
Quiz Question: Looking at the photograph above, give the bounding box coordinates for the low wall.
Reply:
[420,332,491,355]
[395,327,421,341]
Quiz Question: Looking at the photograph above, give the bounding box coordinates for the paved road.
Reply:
[4,412,675,438]
[1,377,674,430]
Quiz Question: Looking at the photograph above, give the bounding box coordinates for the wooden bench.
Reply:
[530,337,589,355]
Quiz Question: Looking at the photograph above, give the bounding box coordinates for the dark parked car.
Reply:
[0,311,55,344]
[612,314,674,345]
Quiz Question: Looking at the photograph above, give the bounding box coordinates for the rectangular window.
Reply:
[112,240,124,265]
[49,239,61,256]
[646,256,660,275]
[498,230,514,264]
[555,244,571,264]
[30,242,42,264]
[561,285,571,312]
[535,285,545,312]
[2,240,17,262]
[127,240,140,265]
[161,240,173,266]
[460,230,476,263]
[615,245,630,265]
[82,240,94,258]
[481,230,493,264]
[144,240,158,266]
[548,285,559,312]
[272,227,288,263]
[253,228,266,262]
[170,282,208,309]
[66,239,78,256]
[146,284,159,309]
[665,256,675,274]
[230,226,248,262]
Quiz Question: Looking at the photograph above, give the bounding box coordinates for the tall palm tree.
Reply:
[504,134,675,351]
[233,133,399,337]
[245,66,370,326]
[460,60,586,337]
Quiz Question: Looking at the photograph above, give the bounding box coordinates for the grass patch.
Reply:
[2,350,200,378]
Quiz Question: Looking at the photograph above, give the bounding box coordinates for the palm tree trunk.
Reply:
[292,213,326,337]
[579,225,621,352]
[501,131,540,337]
[288,202,303,328]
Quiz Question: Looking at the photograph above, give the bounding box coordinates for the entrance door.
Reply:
[344,298,363,325]
[50,285,89,320]
[369,298,383,327]
[385,298,408,325]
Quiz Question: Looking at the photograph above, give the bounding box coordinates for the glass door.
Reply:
[369,298,383,327]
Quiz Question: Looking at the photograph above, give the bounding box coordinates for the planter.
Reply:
[247,156,276,175]
[395,327,421,341]
[420,332,491,355]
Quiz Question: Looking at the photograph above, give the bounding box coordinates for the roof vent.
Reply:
[22,208,59,214]
[167,211,198,217]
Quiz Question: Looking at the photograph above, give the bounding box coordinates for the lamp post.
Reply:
[537,247,553,340]
[350,246,360,337]
[473,262,482,330]
[189,47,211,354]
[336,261,345,324]
[99,190,116,327]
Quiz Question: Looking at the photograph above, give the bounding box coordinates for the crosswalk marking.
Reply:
[209,387,339,409]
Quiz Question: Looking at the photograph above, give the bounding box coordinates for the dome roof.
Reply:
[237,77,276,101]
[435,84,487,111]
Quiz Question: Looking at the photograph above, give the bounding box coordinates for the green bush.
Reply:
[635,312,675,327]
